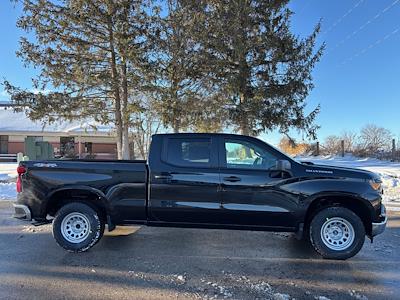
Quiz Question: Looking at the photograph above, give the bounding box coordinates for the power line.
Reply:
[322,0,366,36]
[340,27,400,65]
[328,0,400,53]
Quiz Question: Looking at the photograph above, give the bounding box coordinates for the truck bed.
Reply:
[19,159,148,222]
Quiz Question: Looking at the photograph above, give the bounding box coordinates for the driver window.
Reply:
[225,139,278,170]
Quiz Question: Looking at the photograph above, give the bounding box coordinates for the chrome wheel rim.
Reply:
[61,212,91,243]
[320,217,355,251]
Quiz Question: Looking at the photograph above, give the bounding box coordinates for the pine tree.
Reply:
[198,0,324,138]
[148,0,225,133]
[4,0,150,159]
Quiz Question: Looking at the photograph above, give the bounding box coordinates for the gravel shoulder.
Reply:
[0,201,399,300]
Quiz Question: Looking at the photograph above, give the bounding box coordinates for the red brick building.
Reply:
[0,107,117,159]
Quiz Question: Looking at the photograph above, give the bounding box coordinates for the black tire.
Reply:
[52,202,105,252]
[309,207,365,260]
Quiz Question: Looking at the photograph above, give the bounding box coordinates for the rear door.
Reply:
[218,137,298,228]
[149,135,222,224]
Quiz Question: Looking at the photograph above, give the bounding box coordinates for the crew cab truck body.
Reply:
[13,133,387,259]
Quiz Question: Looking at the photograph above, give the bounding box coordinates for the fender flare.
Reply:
[305,191,374,210]
[303,191,375,235]
[45,185,111,214]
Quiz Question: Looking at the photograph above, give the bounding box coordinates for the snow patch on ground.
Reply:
[0,182,16,200]
[297,155,400,204]
[273,293,291,300]
[0,162,17,181]
[0,163,18,200]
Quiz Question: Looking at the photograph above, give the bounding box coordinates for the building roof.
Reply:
[0,107,113,135]
[0,101,16,107]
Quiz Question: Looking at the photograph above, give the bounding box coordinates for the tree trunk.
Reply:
[240,126,250,136]
[107,7,124,159]
[237,19,251,137]
[173,122,180,133]
[170,75,181,133]
[239,92,250,136]
[121,58,131,160]
[172,109,180,133]
[239,110,250,136]
[120,3,131,160]
[122,126,130,159]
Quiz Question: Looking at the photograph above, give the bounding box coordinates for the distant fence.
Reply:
[310,139,400,162]
[374,150,400,162]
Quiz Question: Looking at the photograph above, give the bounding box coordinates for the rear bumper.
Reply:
[13,204,32,221]
[371,204,387,237]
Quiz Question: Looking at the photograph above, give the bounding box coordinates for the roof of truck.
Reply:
[153,132,248,137]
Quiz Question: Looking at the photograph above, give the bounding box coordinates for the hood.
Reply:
[300,162,378,180]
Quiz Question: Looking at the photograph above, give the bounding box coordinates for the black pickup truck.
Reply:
[13,133,386,259]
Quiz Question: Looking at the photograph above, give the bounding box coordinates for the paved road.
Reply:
[0,201,399,300]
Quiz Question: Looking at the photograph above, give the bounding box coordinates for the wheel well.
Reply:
[46,189,107,222]
[304,196,372,236]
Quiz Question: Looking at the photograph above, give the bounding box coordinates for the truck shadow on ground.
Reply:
[0,225,399,300]
[1,207,399,300]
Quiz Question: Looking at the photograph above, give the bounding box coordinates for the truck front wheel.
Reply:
[52,202,105,252]
[309,207,365,260]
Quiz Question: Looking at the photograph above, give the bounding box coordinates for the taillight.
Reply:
[17,166,26,175]
[16,165,26,193]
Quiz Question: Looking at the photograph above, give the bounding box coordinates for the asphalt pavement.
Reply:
[0,201,399,300]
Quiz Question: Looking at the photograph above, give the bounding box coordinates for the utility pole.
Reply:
[392,138,396,161]
[341,140,345,157]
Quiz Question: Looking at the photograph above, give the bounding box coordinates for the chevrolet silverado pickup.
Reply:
[13,133,387,259]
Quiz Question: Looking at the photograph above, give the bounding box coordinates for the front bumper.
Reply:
[371,204,387,237]
[13,204,32,221]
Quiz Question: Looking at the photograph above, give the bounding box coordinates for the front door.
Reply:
[149,136,222,224]
[219,137,298,228]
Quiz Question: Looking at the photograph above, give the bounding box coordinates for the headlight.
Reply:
[369,179,382,191]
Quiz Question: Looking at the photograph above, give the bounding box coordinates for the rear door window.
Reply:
[166,138,212,167]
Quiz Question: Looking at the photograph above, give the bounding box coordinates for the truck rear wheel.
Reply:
[309,207,365,260]
[52,202,105,252]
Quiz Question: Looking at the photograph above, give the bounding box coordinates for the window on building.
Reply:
[0,135,8,154]
[85,142,93,154]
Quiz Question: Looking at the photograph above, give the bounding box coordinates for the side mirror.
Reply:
[276,159,291,171]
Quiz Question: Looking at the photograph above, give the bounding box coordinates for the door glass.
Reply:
[225,140,278,170]
[167,138,211,167]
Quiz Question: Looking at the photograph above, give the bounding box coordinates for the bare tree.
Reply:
[323,135,341,155]
[340,130,358,153]
[278,137,309,156]
[359,124,393,154]
[130,95,161,159]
